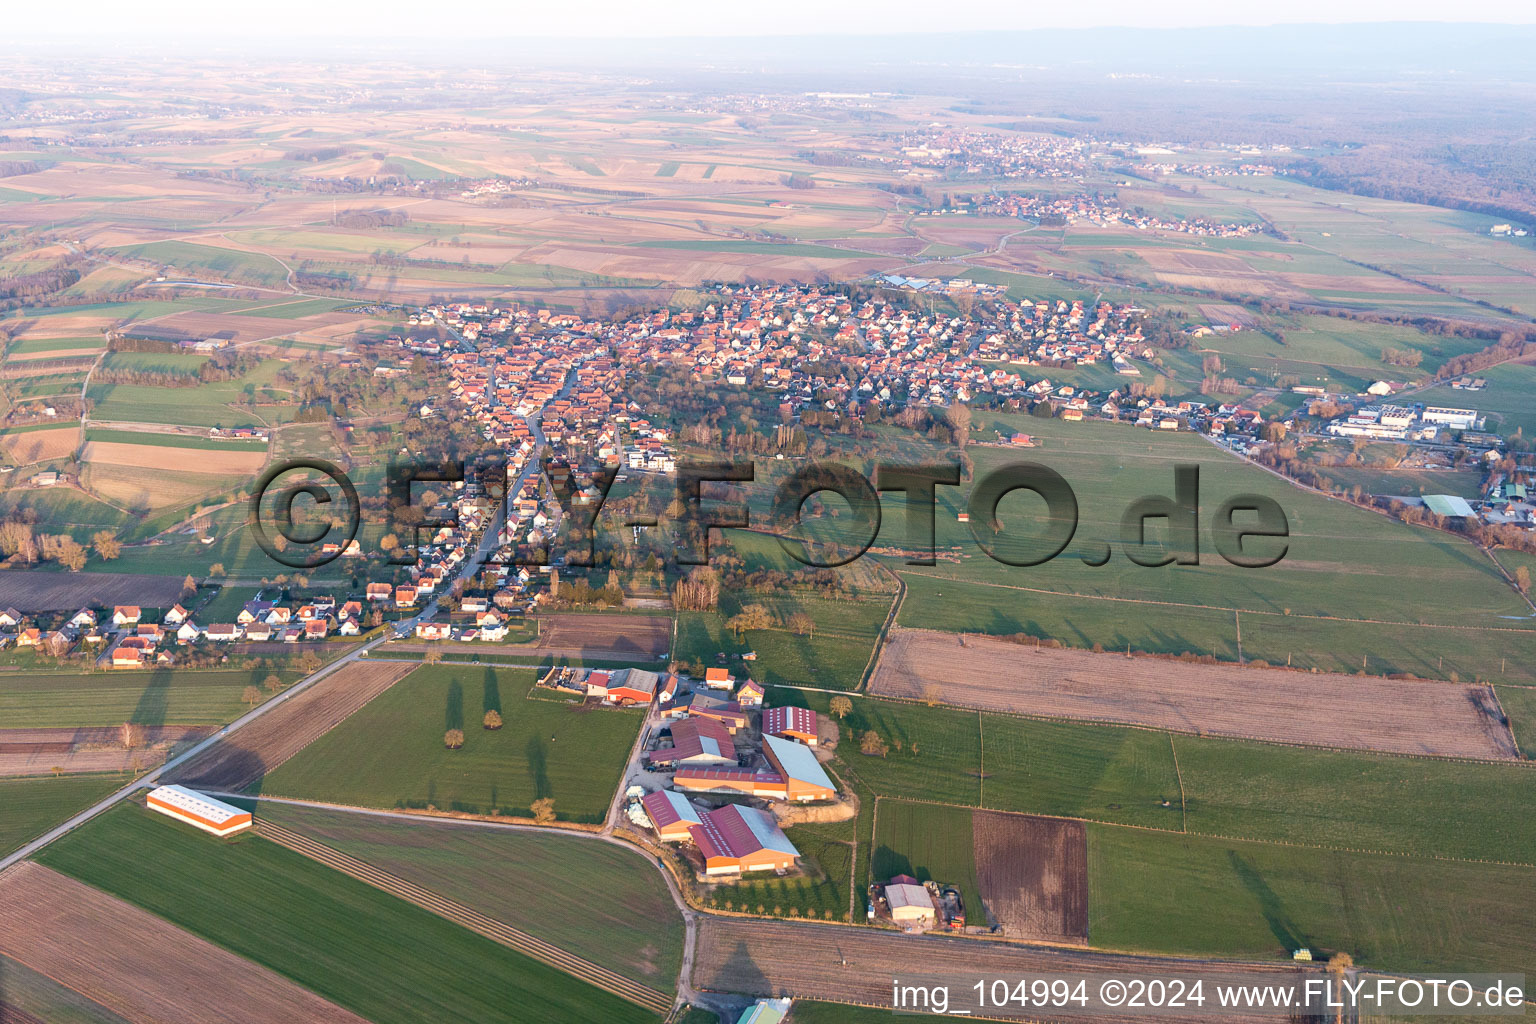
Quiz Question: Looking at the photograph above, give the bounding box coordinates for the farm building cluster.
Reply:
[553,664,842,878]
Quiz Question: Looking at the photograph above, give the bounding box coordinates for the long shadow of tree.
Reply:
[482,666,501,716]
[1228,850,1304,953]
[445,680,464,732]
[129,666,173,727]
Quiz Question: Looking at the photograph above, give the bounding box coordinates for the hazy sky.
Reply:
[7,0,1536,38]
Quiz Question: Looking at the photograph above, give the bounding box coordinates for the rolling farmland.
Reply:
[260,800,685,987]
[36,804,664,1024]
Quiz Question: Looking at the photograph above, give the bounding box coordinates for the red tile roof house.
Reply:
[112,606,141,627]
[763,705,820,746]
[366,582,393,602]
[703,667,733,690]
[111,646,144,668]
[394,586,419,607]
[736,679,765,707]
[304,618,330,640]
[205,624,242,642]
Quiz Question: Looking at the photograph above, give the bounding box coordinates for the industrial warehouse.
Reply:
[145,786,252,837]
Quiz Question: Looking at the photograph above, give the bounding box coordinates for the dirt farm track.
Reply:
[0,862,370,1024]
[871,629,1520,760]
[167,660,417,790]
[692,918,1303,1023]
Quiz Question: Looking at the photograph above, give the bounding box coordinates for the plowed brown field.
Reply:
[535,613,672,659]
[871,629,1518,760]
[0,862,369,1024]
[973,811,1087,944]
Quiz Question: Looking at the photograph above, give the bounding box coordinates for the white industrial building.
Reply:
[146,785,253,837]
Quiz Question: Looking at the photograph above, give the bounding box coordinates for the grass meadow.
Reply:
[259,800,683,988]
[0,668,298,729]
[261,665,641,822]
[0,773,130,857]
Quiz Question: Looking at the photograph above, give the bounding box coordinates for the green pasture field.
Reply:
[1496,686,1536,759]
[100,351,211,375]
[78,503,386,577]
[724,818,854,922]
[879,414,1535,674]
[228,296,355,318]
[0,488,123,536]
[261,665,641,822]
[0,421,72,436]
[1200,313,1485,381]
[5,334,106,355]
[631,240,876,258]
[225,229,424,257]
[259,801,682,988]
[674,610,879,690]
[0,773,130,857]
[0,667,296,729]
[1416,362,1536,440]
[870,799,984,926]
[780,690,1536,857]
[656,161,680,176]
[1300,462,1484,500]
[85,359,290,428]
[36,804,661,1024]
[1171,735,1536,861]
[1087,825,1536,976]
[13,371,88,399]
[109,240,289,288]
[1233,612,1536,686]
[83,427,269,451]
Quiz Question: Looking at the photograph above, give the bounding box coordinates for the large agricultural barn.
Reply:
[646,717,737,768]
[641,788,704,841]
[689,804,800,875]
[762,705,819,746]
[671,733,837,802]
[762,735,837,802]
[145,785,252,837]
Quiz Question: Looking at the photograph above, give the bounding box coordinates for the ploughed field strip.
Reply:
[255,820,674,1016]
[973,811,1088,945]
[168,661,417,790]
[0,725,208,777]
[872,629,1519,760]
[0,862,370,1024]
[533,613,673,657]
[692,918,1301,1024]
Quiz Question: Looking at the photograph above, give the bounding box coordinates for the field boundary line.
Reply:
[872,795,1536,867]
[1169,734,1188,832]
[857,686,1536,768]
[855,569,905,694]
[255,819,674,1015]
[894,569,1536,634]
